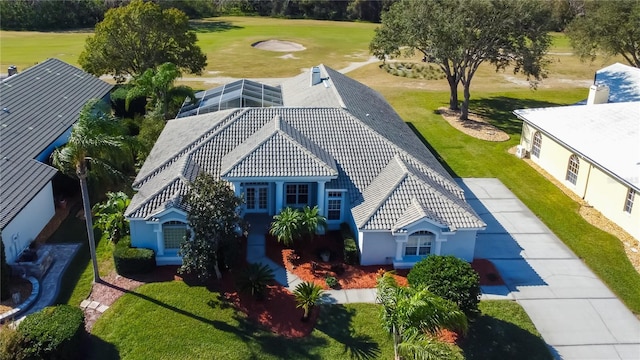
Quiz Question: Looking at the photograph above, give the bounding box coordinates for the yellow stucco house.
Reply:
[515,63,640,242]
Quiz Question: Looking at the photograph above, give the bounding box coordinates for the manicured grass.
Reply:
[90,282,393,360]
[48,201,115,306]
[370,86,640,315]
[461,301,552,360]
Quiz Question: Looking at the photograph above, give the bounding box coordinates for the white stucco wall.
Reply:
[439,230,476,262]
[2,182,55,263]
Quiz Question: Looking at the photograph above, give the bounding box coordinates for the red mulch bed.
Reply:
[471,259,505,286]
[265,231,409,289]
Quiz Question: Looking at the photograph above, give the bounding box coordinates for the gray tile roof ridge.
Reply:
[125,176,187,218]
[319,64,347,108]
[392,198,430,231]
[133,108,245,188]
[277,115,338,175]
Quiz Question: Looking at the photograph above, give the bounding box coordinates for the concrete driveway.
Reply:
[459,178,640,360]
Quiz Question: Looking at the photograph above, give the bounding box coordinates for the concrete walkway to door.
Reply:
[459,178,640,360]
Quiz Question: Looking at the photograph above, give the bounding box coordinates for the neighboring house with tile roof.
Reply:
[515,63,640,242]
[126,65,485,267]
[0,58,113,263]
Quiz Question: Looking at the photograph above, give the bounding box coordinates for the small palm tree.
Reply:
[92,191,131,243]
[300,206,327,241]
[238,263,275,300]
[126,62,195,119]
[52,99,129,283]
[376,272,467,360]
[269,207,302,247]
[293,281,324,321]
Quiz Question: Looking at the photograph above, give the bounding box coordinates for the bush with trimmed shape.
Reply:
[113,237,156,275]
[407,255,481,318]
[17,305,85,360]
[340,223,359,265]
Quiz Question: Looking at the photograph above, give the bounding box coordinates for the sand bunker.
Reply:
[252,40,306,52]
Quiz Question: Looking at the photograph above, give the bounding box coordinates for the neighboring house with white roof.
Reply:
[0,58,113,263]
[515,63,640,242]
[125,65,486,267]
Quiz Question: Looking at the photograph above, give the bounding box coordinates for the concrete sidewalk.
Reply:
[459,178,640,360]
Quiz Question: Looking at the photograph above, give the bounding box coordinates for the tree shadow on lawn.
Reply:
[468,97,569,136]
[406,122,459,178]
[86,334,120,360]
[459,315,552,360]
[315,304,381,360]
[190,20,242,33]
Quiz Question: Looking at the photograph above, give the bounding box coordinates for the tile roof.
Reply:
[0,58,113,229]
[514,102,640,191]
[126,65,484,232]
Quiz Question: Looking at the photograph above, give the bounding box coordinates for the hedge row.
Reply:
[17,305,85,360]
[113,237,156,275]
[340,223,359,265]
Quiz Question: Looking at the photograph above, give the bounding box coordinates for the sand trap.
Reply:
[252,40,306,52]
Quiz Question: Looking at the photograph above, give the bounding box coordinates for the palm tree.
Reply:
[52,99,128,283]
[269,207,302,247]
[293,281,324,321]
[376,272,467,360]
[238,262,275,300]
[300,206,327,241]
[92,191,131,243]
[126,62,195,119]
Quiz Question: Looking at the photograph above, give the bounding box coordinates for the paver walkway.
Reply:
[459,178,640,360]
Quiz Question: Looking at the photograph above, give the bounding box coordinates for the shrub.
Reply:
[407,255,481,318]
[113,237,156,275]
[17,305,85,360]
[340,223,359,265]
[0,325,26,360]
[237,263,274,300]
[325,275,338,288]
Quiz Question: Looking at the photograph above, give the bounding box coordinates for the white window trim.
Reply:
[624,188,635,214]
[325,190,345,222]
[285,183,310,206]
[565,154,580,186]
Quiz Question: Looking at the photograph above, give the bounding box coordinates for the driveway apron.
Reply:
[459,178,640,360]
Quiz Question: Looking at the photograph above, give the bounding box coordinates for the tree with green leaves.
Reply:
[126,62,195,120]
[92,192,131,243]
[371,0,552,120]
[299,206,327,241]
[79,0,207,81]
[52,99,129,283]
[269,207,303,247]
[376,272,467,360]
[179,174,246,280]
[293,281,324,321]
[567,0,640,68]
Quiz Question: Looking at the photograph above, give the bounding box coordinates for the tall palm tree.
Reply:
[269,207,302,247]
[52,99,128,283]
[126,62,195,119]
[300,206,327,240]
[376,272,467,360]
[293,281,324,321]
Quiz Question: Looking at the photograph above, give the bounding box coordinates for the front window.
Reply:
[531,131,542,158]
[624,188,635,213]
[327,191,343,221]
[286,184,309,205]
[566,155,579,185]
[163,221,187,249]
[405,231,434,256]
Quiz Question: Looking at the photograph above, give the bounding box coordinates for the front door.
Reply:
[245,185,268,213]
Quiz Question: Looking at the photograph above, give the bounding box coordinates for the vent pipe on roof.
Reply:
[587,84,609,105]
[310,66,321,86]
[7,65,17,76]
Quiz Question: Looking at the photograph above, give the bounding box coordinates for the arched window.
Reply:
[163,221,187,250]
[566,155,580,185]
[405,231,434,256]
[531,132,542,158]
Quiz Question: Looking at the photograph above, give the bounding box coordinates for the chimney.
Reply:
[7,65,17,77]
[310,66,321,86]
[586,84,609,105]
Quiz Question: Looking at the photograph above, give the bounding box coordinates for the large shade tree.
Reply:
[52,99,129,282]
[567,0,640,68]
[179,173,246,280]
[126,62,195,120]
[370,0,552,120]
[79,0,207,81]
[376,272,467,360]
